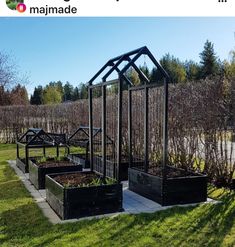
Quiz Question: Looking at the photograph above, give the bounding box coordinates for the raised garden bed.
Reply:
[93,156,143,181]
[230,179,235,190]
[128,165,207,206]
[16,158,29,173]
[67,153,90,169]
[29,157,82,190]
[16,128,68,174]
[46,171,123,220]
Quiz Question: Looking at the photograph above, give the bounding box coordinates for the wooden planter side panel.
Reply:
[65,184,123,219]
[46,189,65,219]
[94,156,144,181]
[46,175,65,219]
[165,177,207,205]
[16,158,28,173]
[46,173,123,220]
[29,160,39,189]
[231,179,235,189]
[128,168,207,206]
[128,168,163,204]
[67,153,90,168]
[29,160,82,190]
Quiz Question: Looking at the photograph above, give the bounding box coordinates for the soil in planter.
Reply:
[53,172,105,188]
[36,160,77,168]
[97,155,134,163]
[18,158,26,163]
[72,154,87,158]
[146,165,198,178]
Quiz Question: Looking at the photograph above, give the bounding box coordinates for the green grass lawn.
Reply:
[1,144,235,246]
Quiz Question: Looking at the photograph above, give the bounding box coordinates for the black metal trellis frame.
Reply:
[128,74,169,205]
[16,128,68,169]
[88,46,169,183]
[67,126,114,168]
[67,126,99,167]
[125,48,207,206]
[128,81,168,173]
[68,126,101,152]
[88,79,121,181]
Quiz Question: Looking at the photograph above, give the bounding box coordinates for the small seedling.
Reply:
[37,156,47,163]
[64,176,117,188]
[54,156,64,162]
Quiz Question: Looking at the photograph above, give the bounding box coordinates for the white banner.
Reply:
[0,0,234,17]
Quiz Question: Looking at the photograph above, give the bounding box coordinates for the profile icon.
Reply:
[16,3,26,13]
[6,0,26,12]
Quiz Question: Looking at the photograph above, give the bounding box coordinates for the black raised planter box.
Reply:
[29,158,83,190]
[67,153,90,168]
[128,166,207,206]
[231,179,235,190]
[94,156,143,181]
[46,171,123,220]
[16,158,28,173]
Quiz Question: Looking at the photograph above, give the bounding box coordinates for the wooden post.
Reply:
[102,85,107,179]
[88,86,94,171]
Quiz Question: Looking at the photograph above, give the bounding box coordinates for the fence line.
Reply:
[0,78,234,186]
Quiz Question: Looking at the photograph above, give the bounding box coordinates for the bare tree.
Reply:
[0,51,28,106]
[0,52,18,89]
[0,76,235,188]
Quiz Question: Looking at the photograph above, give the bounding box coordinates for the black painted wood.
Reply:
[128,167,207,206]
[231,179,235,190]
[67,153,90,168]
[45,171,123,220]
[94,156,144,181]
[16,158,28,173]
[29,159,82,190]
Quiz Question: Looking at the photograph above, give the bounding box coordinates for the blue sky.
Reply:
[1,17,235,94]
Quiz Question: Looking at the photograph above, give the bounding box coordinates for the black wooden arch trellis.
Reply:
[16,128,67,172]
[67,126,114,169]
[88,46,170,183]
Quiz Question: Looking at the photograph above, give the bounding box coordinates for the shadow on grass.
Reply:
[164,192,235,247]
[47,206,200,246]
[1,195,235,247]
[0,202,53,245]
[66,194,235,247]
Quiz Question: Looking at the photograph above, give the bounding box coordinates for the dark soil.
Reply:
[147,166,198,178]
[96,155,142,163]
[19,158,26,162]
[73,154,87,158]
[53,172,100,187]
[36,160,77,168]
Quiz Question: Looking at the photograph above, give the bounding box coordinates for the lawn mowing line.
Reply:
[0,179,19,185]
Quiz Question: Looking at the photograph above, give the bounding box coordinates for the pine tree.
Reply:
[80,84,88,99]
[160,54,187,83]
[223,49,235,79]
[30,86,43,105]
[150,67,165,84]
[184,60,200,81]
[125,67,140,85]
[72,86,80,101]
[199,40,219,78]
[63,81,74,102]
[139,65,150,81]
